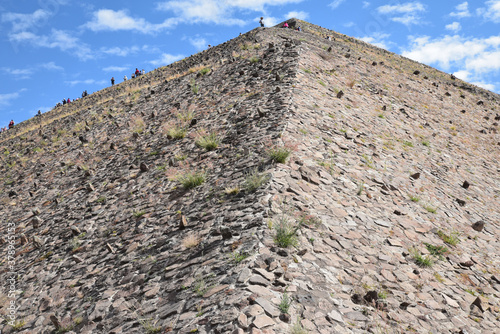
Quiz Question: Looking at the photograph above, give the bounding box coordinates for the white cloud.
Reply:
[65,79,107,86]
[262,16,279,27]
[377,2,425,14]
[9,29,93,60]
[2,68,33,80]
[189,37,207,50]
[359,32,392,50]
[329,0,346,10]
[445,22,461,32]
[100,46,140,57]
[40,62,63,71]
[483,0,500,22]
[453,70,470,81]
[344,22,355,28]
[157,1,245,26]
[1,9,51,32]
[402,34,500,92]
[150,53,185,66]
[471,81,496,91]
[363,2,370,9]
[285,11,309,20]
[376,2,426,26]
[102,66,129,72]
[156,0,303,26]
[450,2,471,18]
[0,89,26,106]
[84,9,179,33]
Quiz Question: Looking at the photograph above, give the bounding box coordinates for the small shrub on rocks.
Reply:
[199,67,211,76]
[279,292,292,314]
[242,169,269,192]
[182,234,200,249]
[267,146,292,163]
[167,125,187,139]
[437,230,460,246]
[138,318,161,334]
[274,215,300,248]
[291,317,308,334]
[177,170,206,189]
[410,247,433,267]
[195,132,220,151]
[130,115,145,134]
[424,243,448,260]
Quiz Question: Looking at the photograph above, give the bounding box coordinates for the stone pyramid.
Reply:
[0,18,499,334]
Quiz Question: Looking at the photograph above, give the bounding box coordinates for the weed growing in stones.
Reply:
[224,186,240,195]
[303,69,312,74]
[195,131,220,151]
[424,243,448,260]
[133,210,146,218]
[164,123,187,139]
[199,67,211,76]
[267,146,292,163]
[193,274,209,296]
[422,140,430,147]
[437,230,460,246]
[410,247,433,267]
[177,170,206,189]
[434,272,445,283]
[356,182,364,196]
[175,110,195,123]
[279,291,292,314]
[409,195,420,202]
[318,80,326,87]
[190,78,199,94]
[242,169,269,192]
[249,56,260,63]
[423,204,437,213]
[403,141,414,147]
[11,319,25,331]
[182,234,200,249]
[230,251,250,263]
[291,317,308,334]
[138,317,161,334]
[130,115,145,134]
[274,211,301,248]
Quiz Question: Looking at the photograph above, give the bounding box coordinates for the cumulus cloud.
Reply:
[100,46,140,57]
[285,11,309,20]
[359,32,392,50]
[156,0,303,26]
[445,22,461,33]
[482,0,500,22]
[363,2,371,9]
[150,53,185,66]
[9,29,93,60]
[102,66,129,72]
[450,2,471,18]
[40,62,64,71]
[0,89,26,106]
[377,1,426,26]
[402,34,500,92]
[329,0,346,10]
[1,9,52,32]
[84,9,178,33]
[189,37,207,50]
[65,79,107,86]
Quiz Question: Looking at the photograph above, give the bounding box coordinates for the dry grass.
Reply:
[182,234,200,249]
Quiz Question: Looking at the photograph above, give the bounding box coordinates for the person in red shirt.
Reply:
[9,120,14,129]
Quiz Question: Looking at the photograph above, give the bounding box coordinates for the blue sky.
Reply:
[1,1,499,127]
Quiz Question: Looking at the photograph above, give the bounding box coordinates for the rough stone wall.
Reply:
[0,20,499,334]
